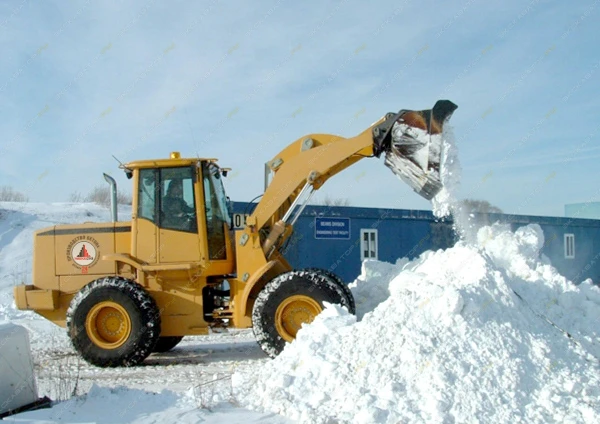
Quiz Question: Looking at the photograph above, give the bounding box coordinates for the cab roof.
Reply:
[123,152,218,170]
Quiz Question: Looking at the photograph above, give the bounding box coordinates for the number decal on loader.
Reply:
[232,213,249,229]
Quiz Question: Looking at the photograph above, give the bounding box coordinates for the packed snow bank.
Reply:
[480,224,600,360]
[233,223,600,423]
[347,258,408,320]
[4,384,292,423]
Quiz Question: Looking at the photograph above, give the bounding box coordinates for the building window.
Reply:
[360,229,378,260]
[564,234,575,259]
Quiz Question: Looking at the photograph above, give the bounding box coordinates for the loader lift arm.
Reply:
[254,100,458,236]
[231,100,457,326]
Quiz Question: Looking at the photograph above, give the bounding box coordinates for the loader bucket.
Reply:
[372,100,458,200]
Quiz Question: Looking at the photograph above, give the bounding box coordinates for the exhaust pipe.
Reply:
[373,100,458,200]
[103,173,118,222]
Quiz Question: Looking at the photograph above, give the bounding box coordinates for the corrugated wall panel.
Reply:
[231,202,600,285]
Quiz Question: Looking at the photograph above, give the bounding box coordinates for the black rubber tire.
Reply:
[66,276,161,368]
[252,270,353,358]
[152,336,184,353]
[305,268,356,315]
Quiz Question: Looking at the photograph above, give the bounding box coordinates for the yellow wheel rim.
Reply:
[85,301,132,349]
[275,295,322,342]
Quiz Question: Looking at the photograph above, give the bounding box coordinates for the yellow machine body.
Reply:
[14,100,458,362]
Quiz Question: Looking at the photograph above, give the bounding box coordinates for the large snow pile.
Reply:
[233,124,600,423]
[233,223,600,423]
[347,258,408,320]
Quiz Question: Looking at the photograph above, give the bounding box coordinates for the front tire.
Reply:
[66,277,161,367]
[305,268,356,315]
[252,270,353,358]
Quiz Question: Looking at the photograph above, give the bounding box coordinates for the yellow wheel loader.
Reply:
[14,100,457,367]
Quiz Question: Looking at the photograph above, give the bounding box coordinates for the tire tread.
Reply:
[66,276,160,367]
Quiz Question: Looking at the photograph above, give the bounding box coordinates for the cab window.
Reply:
[138,169,158,223]
[160,167,197,233]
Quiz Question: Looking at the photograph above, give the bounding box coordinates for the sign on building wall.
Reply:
[314,217,351,239]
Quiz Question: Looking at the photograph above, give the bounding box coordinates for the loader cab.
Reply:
[129,153,234,276]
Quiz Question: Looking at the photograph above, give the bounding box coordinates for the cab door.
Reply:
[157,166,201,263]
[200,162,234,276]
[134,168,159,264]
[133,166,201,265]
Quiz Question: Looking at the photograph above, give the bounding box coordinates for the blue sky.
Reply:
[1,0,599,217]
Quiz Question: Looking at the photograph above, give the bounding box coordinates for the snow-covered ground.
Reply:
[1,193,599,422]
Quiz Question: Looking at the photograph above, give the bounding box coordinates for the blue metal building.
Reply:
[232,202,600,285]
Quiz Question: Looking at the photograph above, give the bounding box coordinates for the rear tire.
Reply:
[66,277,161,367]
[152,336,184,353]
[252,270,353,358]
